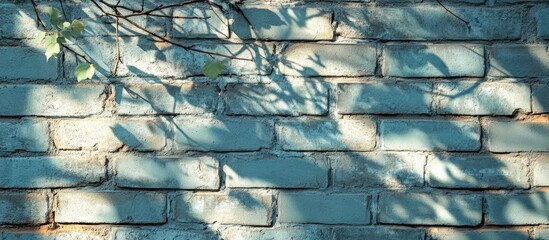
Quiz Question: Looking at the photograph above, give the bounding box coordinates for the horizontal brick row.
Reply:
[0,81,545,117]
[2,190,549,226]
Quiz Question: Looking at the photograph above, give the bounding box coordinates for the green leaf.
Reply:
[57,36,66,44]
[45,7,63,28]
[203,61,224,80]
[62,21,71,29]
[45,42,60,61]
[44,32,58,46]
[71,19,86,36]
[61,30,73,40]
[34,31,46,45]
[74,63,95,81]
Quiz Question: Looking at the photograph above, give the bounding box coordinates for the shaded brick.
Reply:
[489,45,549,77]
[222,226,327,240]
[378,192,482,226]
[0,85,105,116]
[231,6,333,40]
[486,192,549,225]
[171,3,229,39]
[0,120,49,152]
[0,192,48,225]
[3,229,109,240]
[0,47,57,80]
[428,155,528,189]
[277,119,376,151]
[224,156,328,188]
[278,193,370,224]
[436,82,530,115]
[173,117,272,151]
[56,191,166,224]
[337,7,520,40]
[114,156,219,189]
[333,227,424,240]
[533,84,549,114]
[53,119,167,152]
[381,120,481,151]
[114,228,216,240]
[115,84,218,115]
[173,192,273,226]
[0,156,105,188]
[429,229,529,240]
[224,82,328,116]
[537,9,549,39]
[278,44,376,76]
[0,3,55,39]
[337,82,432,114]
[485,122,549,152]
[332,152,425,188]
[383,44,484,77]
[535,227,549,240]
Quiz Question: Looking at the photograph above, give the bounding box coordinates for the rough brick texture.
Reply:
[173,192,273,226]
[1,0,547,238]
[378,192,482,226]
[381,120,481,151]
[383,44,484,77]
[278,193,370,224]
[56,191,166,224]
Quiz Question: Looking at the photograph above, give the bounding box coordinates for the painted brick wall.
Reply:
[0,0,548,239]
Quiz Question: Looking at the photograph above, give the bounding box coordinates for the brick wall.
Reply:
[0,0,548,239]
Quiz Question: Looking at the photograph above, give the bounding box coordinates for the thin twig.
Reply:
[435,0,470,29]
[30,0,46,30]
[59,0,68,21]
[113,16,122,76]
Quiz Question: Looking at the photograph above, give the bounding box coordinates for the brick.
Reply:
[171,3,229,38]
[114,156,219,189]
[65,1,169,37]
[533,84,549,113]
[489,45,549,77]
[0,156,105,188]
[381,120,481,151]
[337,82,432,114]
[0,192,48,225]
[486,122,549,152]
[278,44,376,76]
[0,120,49,152]
[3,229,109,240]
[0,3,54,39]
[115,84,218,115]
[436,82,530,115]
[429,229,529,240]
[224,82,328,116]
[332,227,424,240]
[278,119,376,151]
[114,228,216,240]
[65,38,272,80]
[231,6,333,40]
[173,192,273,226]
[278,193,370,224]
[56,191,166,224]
[534,155,549,186]
[173,117,272,152]
[428,155,528,189]
[53,119,167,152]
[222,226,327,240]
[537,9,549,39]
[224,156,328,188]
[337,7,520,40]
[0,85,105,116]
[332,152,425,188]
[0,47,57,80]
[535,227,549,240]
[378,192,482,226]
[383,44,484,77]
[486,192,549,225]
